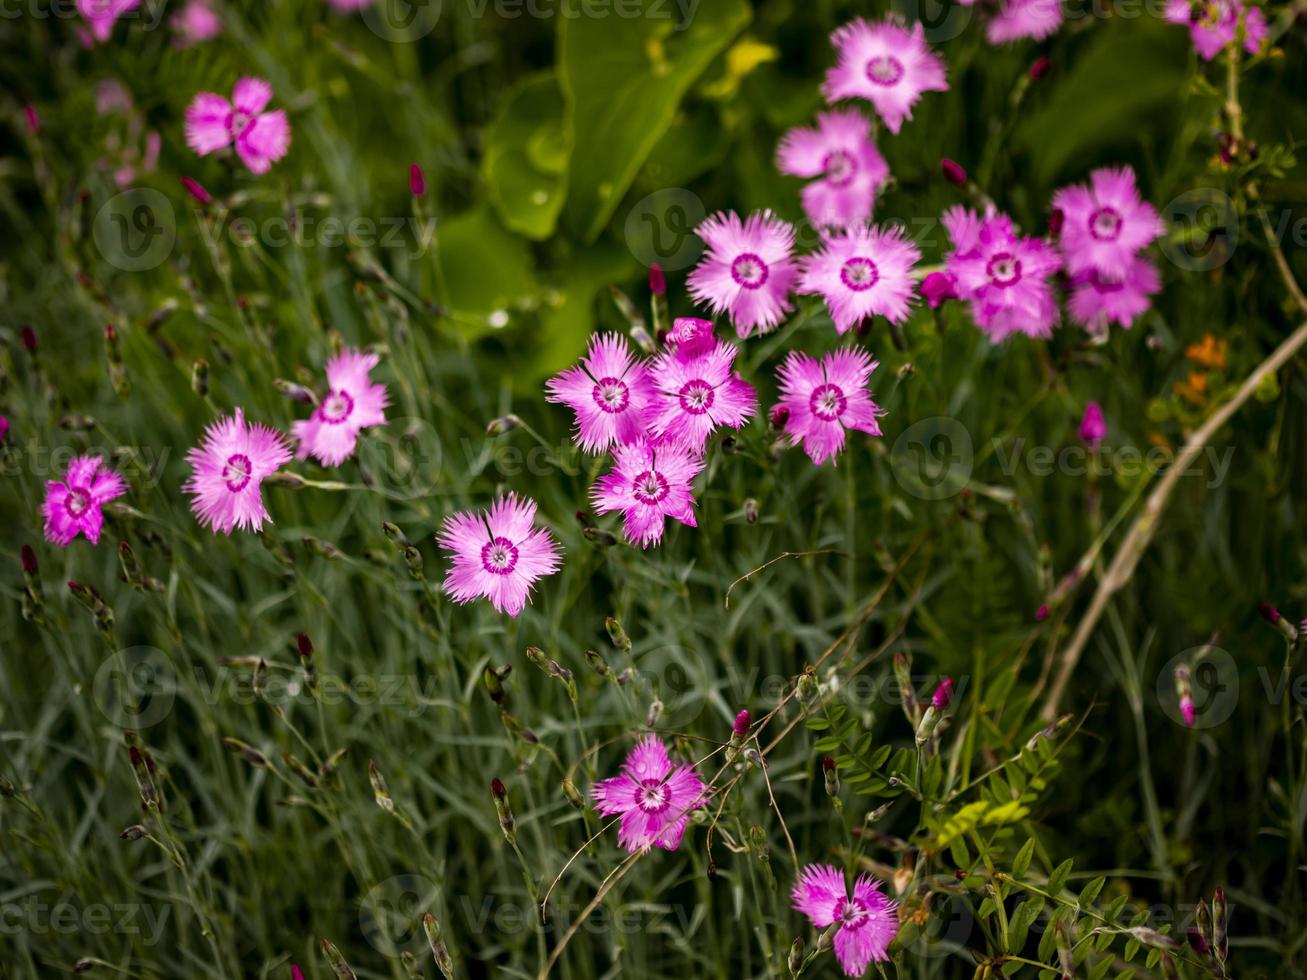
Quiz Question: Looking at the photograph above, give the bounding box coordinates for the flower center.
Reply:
[222,453,253,493]
[631,470,670,505]
[320,390,355,424]
[835,897,870,931]
[1087,270,1124,294]
[809,383,848,421]
[480,536,519,576]
[1089,206,1122,242]
[677,378,716,416]
[636,778,669,814]
[839,257,880,292]
[64,487,91,518]
[730,252,769,290]
[986,252,1023,288]
[592,377,630,414]
[865,55,905,86]
[229,109,252,136]
[821,149,858,188]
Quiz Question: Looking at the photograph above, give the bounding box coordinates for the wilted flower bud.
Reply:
[646,699,664,727]
[744,498,759,524]
[20,545,38,575]
[796,670,818,708]
[490,777,516,845]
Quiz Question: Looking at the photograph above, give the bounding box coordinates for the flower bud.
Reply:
[732,709,750,739]
[1029,56,1051,80]
[490,777,516,845]
[605,615,632,653]
[191,358,209,397]
[19,325,37,354]
[409,163,426,197]
[584,648,610,678]
[932,677,954,710]
[483,664,509,704]
[222,737,269,769]
[181,176,211,205]
[788,936,804,976]
[422,912,455,979]
[919,271,957,309]
[274,378,317,404]
[940,158,967,187]
[320,937,358,979]
[1259,602,1298,640]
[1174,665,1194,727]
[769,405,790,429]
[20,545,38,576]
[649,264,666,296]
[486,414,521,436]
[1048,208,1065,236]
[744,498,759,524]
[1212,887,1228,961]
[822,756,841,801]
[24,104,39,135]
[561,777,584,808]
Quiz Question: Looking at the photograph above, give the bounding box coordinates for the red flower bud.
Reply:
[769,405,790,429]
[21,545,38,575]
[822,755,836,772]
[941,158,967,187]
[649,263,666,296]
[1029,56,1051,80]
[733,709,750,737]
[490,776,506,800]
[409,163,426,197]
[180,176,211,204]
[20,326,37,354]
[932,677,954,710]
[297,632,313,660]
[1048,208,1065,236]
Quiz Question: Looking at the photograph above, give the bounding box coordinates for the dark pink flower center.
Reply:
[840,257,880,292]
[730,252,769,290]
[319,389,355,424]
[1089,206,1122,242]
[986,252,1023,288]
[480,536,519,576]
[631,470,670,505]
[809,383,848,421]
[1087,271,1124,294]
[636,778,670,814]
[822,149,858,188]
[834,897,871,932]
[222,453,253,493]
[592,377,630,414]
[64,486,92,518]
[865,55,904,86]
[678,379,716,415]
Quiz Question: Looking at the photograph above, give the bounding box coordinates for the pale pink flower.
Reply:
[688,211,798,338]
[792,865,898,976]
[184,409,292,534]
[545,333,655,453]
[942,206,1061,342]
[1068,255,1161,334]
[171,0,222,46]
[1165,0,1267,60]
[985,0,1064,43]
[777,110,889,230]
[665,317,716,360]
[184,78,291,175]
[775,349,884,466]
[648,340,757,453]
[822,19,948,135]
[436,494,561,618]
[42,455,126,547]
[77,0,140,43]
[591,438,704,548]
[592,735,707,853]
[1051,166,1163,279]
[291,348,389,467]
[799,224,921,333]
[1078,402,1107,448]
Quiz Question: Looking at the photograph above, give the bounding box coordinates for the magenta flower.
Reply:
[942,206,1061,343]
[792,865,898,976]
[985,0,1064,44]
[291,348,389,467]
[591,735,707,853]
[777,110,889,230]
[171,0,222,46]
[184,411,291,534]
[665,317,716,360]
[932,677,954,710]
[545,333,655,453]
[1165,0,1267,60]
[1051,166,1163,280]
[919,271,958,309]
[649,340,757,453]
[799,224,921,333]
[775,349,884,466]
[688,211,798,338]
[77,0,140,43]
[1079,402,1107,448]
[42,455,126,547]
[591,438,704,549]
[1068,256,1161,334]
[436,494,561,618]
[184,78,291,175]
[822,18,948,135]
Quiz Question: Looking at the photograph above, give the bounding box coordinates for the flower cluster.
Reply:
[1165,0,1268,60]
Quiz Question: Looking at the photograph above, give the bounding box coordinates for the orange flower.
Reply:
[1185,334,1227,370]
[1175,371,1209,405]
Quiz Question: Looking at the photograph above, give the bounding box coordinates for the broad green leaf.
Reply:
[558,0,751,242]
[484,72,569,240]
[435,207,538,328]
